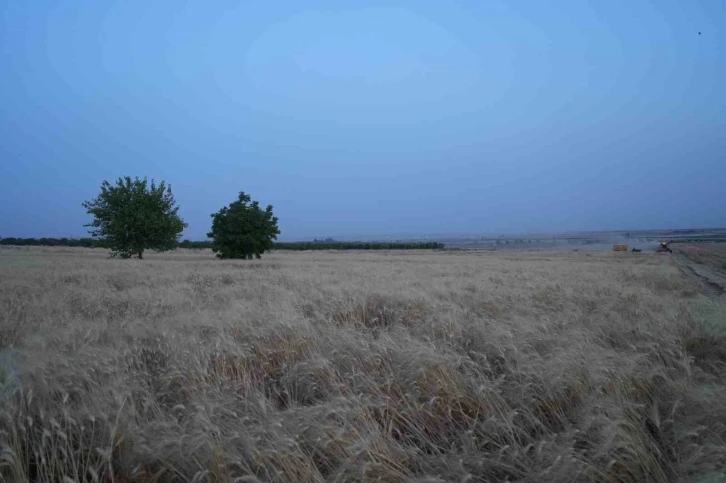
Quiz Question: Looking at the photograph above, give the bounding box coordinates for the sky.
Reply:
[1,0,724,240]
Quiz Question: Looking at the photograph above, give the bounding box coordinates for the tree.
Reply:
[82,176,187,259]
[207,192,280,259]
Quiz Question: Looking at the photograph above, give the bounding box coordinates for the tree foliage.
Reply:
[207,192,280,259]
[82,176,187,259]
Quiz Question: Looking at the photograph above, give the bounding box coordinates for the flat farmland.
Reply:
[1,247,725,482]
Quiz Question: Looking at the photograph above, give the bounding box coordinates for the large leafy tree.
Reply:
[82,176,187,259]
[207,192,280,259]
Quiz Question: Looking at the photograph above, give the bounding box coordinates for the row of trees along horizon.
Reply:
[1,177,443,259]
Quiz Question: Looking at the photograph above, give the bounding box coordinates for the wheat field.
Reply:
[1,247,725,482]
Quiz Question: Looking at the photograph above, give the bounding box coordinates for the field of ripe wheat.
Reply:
[1,247,725,482]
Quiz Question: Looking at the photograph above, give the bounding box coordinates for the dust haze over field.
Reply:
[2,247,726,482]
[433,229,726,253]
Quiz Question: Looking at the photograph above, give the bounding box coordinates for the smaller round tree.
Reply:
[207,192,280,259]
[82,176,187,259]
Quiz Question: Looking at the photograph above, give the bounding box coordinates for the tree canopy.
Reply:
[207,192,280,259]
[82,176,187,259]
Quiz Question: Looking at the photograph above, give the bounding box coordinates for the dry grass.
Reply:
[1,247,725,482]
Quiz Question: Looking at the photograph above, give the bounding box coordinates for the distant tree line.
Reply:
[271,240,445,251]
[185,239,445,251]
[0,237,109,248]
[178,239,213,249]
[1,237,444,251]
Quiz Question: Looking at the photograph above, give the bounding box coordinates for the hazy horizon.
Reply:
[3,226,724,244]
[2,1,724,239]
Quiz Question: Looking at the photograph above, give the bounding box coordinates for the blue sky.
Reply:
[1,0,724,240]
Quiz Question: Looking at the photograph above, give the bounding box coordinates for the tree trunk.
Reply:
[138,250,143,259]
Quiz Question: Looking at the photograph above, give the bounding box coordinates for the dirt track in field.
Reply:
[671,244,726,298]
